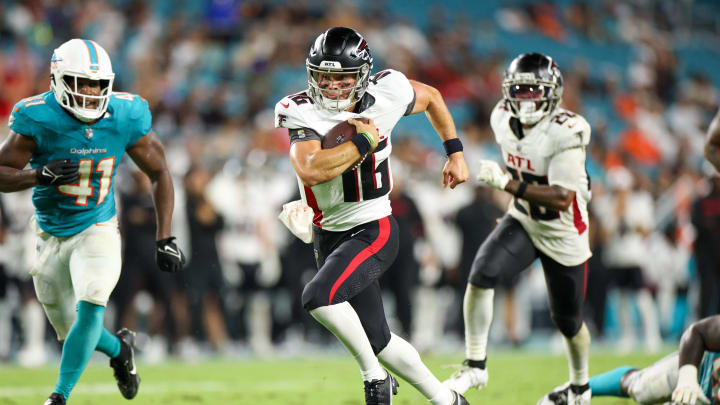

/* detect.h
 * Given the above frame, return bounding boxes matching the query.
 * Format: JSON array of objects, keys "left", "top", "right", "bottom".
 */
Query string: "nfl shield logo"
[{"left": 85, "top": 128, "right": 93, "bottom": 139}]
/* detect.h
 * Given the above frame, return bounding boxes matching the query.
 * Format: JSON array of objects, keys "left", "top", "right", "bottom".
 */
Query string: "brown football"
[{"left": 321, "top": 118, "right": 370, "bottom": 149}]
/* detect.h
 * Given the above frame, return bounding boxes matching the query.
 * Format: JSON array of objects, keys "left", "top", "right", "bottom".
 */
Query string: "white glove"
[
  {"left": 477, "top": 160, "right": 512, "bottom": 190},
  {"left": 278, "top": 200, "right": 314, "bottom": 244},
  {"left": 672, "top": 365, "right": 711, "bottom": 405}
]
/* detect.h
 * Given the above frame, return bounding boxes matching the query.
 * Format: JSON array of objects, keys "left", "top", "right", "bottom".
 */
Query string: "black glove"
[
  {"left": 156, "top": 236, "right": 186, "bottom": 273},
  {"left": 36, "top": 159, "right": 79, "bottom": 186}
]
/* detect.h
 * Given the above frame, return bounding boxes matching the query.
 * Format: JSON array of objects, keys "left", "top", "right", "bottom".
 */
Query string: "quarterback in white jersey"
[
  {"left": 444, "top": 53, "right": 593, "bottom": 405},
  {"left": 275, "top": 66, "right": 413, "bottom": 231},
  {"left": 274, "top": 27, "right": 469, "bottom": 405}
]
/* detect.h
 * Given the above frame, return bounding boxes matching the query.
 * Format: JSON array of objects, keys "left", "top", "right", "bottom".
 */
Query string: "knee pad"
[
  {"left": 468, "top": 252, "right": 503, "bottom": 288},
  {"left": 552, "top": 313, "right": 582, "bottom": 337},
  {"left": 367, "top": 325, "right": 391, "bottom": 355},
  {"left": 301, "top": 280, "right": 324, "bottom": 311}
]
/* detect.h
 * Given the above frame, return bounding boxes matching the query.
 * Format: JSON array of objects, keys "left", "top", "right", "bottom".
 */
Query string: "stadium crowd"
[{"left": 0, "top": 0, "right": 719, "bottom": 364}]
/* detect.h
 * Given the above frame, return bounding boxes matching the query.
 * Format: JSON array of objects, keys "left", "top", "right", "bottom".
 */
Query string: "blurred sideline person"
[
  {"left": 538, "top": 315, "right": 720, "bottom": 405},
  {"left": 274, "top": 27, "right": 470, "bottom": 405},
  {"left": 183, "top": 164, "right": 229, "bottom": 353},
  {"left": 0, "top": 39, "right": 185, "bottom": 405},
  {"left": 595, "top": 167, "right": 661, "bottom": 352},
  {"left": 384, "top": 173, "right": 424, "bottom": 337},
  {"left": 114, "top": 169, "right": 181, "bottom": 361},
  {"left": 444, "top": 53, "right": 593, "bottom": 405}
]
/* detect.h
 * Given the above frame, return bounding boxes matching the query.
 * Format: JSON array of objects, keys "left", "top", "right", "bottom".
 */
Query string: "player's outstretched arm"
[
  {"left": 126, "top": 132, "right": 174, "bottom": 240},
  {"left": 705, "top": 108, "right": 720, "bottom": 172},
  {"left": 408, "top": 80, "right": 468, "bottom": 189},
  {"left": 672, "top": 316, "right": 720, "bottom": 405},
  {"left": 127, "top": 132, "right": 185, "bottom": 272},
  {"left": 290, "top": 118, "right": 378, "bottom": 186}
]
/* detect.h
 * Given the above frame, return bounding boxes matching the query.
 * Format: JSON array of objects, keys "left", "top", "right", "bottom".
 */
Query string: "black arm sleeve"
[
  {"left": 403, "top": 90, "right": 417, "bottom": 116},
  {"left": 289, "top": 127, "right": 322, "bottom": 145}
]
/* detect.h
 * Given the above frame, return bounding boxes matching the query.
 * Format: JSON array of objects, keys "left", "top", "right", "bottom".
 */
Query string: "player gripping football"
[
  {"left": 274, "top": 27, "right": 469, "bottom": 405},
  {"left": 0, "top": 39, "right": 185, "bottom": 405},
  {"left": 443, "top": 53, "right": 593, "bottom": 405}
]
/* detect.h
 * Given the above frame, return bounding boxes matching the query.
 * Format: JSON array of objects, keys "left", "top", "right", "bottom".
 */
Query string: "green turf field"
[{"left": 0, "top": 351, "right": 668, "bottom": 404}]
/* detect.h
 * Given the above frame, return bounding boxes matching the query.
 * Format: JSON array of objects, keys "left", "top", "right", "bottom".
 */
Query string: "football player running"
[
  {"left": 0, "top": 39, "right": 185, "bottom": 405},
  {"left": 706, "top": 107, "right": 720, "bottom": 172},
  {"left": 274, "top": 27, "right": 469, "bottom": 405},
  {"left": 537, "top": 315, "right": 720, "bottom": 405},
  {"left": 443, "top": 53, "right": 593, "bottom": 405}
]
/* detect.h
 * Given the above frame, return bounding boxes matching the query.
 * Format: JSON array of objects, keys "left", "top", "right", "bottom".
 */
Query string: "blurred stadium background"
[{"left": 1, "top": 0, "right": 720, "bottom": 404}]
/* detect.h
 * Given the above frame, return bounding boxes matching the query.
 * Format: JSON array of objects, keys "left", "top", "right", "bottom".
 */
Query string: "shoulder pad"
[
  {"left": 548, "top": 109, "right": 591, "bottom": 152},
  {"left": 8, "top": 93, "right": 51, "bottom": 137},
  {"left": 490, "top": 100, "right": 511, "bottom": 131},
  {"left": 112, "top": 92, "right": 152, "bottom": 144},
  {"left": 367, "top": 69, "right": 414, "bottom": 106},
  {"left": 274, "top": 91, "right": 314, "bottom": 129}
]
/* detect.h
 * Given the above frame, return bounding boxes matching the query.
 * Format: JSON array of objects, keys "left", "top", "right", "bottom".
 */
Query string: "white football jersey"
[
  {"left": 490, "top": 100, "right": 592, "bottom": 266},
  {"left": 274, "top": 69, "right": 415, "bottom": 231}
]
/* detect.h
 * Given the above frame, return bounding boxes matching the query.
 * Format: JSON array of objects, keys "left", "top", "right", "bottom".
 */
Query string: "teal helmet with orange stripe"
[{"left": 50, "top": 39, "right": 115, "bottom": 122}]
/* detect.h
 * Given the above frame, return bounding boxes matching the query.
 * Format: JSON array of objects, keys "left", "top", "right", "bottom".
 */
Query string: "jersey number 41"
[{"left": 58, "top": 158, "right": 115, "bottom": 206}]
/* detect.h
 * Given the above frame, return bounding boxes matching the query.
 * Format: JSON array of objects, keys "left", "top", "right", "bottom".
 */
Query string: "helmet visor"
[
  {"left": 307, "top": 62, "right": 368, "bottom": 111},
  {"left": 507, "top": 84, "right": 548, "bottom": 100}
]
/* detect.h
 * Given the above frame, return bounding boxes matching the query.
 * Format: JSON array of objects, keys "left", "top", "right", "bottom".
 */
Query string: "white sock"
[
  {"left": 563, "top": 323, "right": 590, "bottom": 386},
  {"left": 464, "top": 285, "right": 494, "bottom": 361},
  {"left": 309, "top": 302, "right": 386, "bottom": 382},
  {"left": 378, "top": 333, "right": 454, "bottom": 405}
]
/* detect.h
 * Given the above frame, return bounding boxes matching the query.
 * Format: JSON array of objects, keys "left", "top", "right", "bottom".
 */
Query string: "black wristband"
[
  {"left": 514, "top": 181, "right": 528, "bottom": 199},
  {"left": 351, "top": 133, "right": 372, "bottom": 156},
  {"left": 443, "top": 138, "right": 463, "bottom": 156}
]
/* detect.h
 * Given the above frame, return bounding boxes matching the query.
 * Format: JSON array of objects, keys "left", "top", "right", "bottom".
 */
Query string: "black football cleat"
[
  {"left": 43, "top": 393, "right": 65, "bottom": 405},
  {"left": 364, "top": 370, "right": 399, "bottom": 405},
  {"left": 452, "top": 390, "right": 470, "bottom": 405},
  {"left": 109, "top": 328, "right": 140, "bottom": 399}
]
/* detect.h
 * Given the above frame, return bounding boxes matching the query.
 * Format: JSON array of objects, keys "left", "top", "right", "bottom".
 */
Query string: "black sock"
[{"left": 464, "top": 358, "right": 486, "bottom": 369}]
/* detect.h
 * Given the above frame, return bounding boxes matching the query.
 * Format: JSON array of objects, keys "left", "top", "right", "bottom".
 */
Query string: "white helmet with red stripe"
[{"left": 50, "top": 39, "right": 115, "bottom": 122}]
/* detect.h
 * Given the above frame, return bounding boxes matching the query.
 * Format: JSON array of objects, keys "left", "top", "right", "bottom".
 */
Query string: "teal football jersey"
[
  {"left": 8, "top": 90, "right": 151, "bottom": 236},
  {"left": 698, "top": 351, "right": 720, "bottom": 404}
]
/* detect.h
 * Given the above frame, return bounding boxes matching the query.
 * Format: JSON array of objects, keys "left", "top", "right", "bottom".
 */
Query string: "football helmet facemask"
[
  {"left": 306, "top": 27, "right": 373, "bottom": 112},
  {"left": 502, "top": 52, "right": 563, "bottom": 125},
  {"left": 50, "top": 39, "right": 115, "bottom": 122}
]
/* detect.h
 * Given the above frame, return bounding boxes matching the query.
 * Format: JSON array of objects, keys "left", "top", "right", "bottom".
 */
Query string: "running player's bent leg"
[
  {"left": 541, "top": 255, "right": 590, "bottom": 389},
  {"left": 54, "top": 301, "right": 106, "bottom": 399},
  {"left": 445, "top": 216, "right": 537, "bottom": 395},
  {"left": 303, "top": 216, "right": 398, "bottom": 384},
  {"left": 349, "top": 265, "right": 455, "bottom": 405},
  {"left": 465, "top": 216, "right": 537, "bottom": 362},
  {"left": 52, "top": 220, "right": 123, "bottom": 400}
]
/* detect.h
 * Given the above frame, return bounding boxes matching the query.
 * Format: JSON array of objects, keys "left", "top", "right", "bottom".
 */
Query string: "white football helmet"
[{"left": 50, "top": 39, "right": 115, "bottom": 122}]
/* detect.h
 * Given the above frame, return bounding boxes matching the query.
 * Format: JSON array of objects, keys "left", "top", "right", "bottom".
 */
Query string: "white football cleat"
[
  {"left": 536, "top": 382, "right": 569, "bottom": 405},
  {"left": 567, "top": 385, "right": 591, "bottom": 405},
  {"left": 443, "top": 364, "right": 488, "bottom": 395},
  {"left": 537, "top": 383, "right": 590, "bottom": 405}
]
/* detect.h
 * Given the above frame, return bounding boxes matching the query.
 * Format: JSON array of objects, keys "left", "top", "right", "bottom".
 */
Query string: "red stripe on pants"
[{"left": 328, "top": 217, "right": 391, "bottom": 305}]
